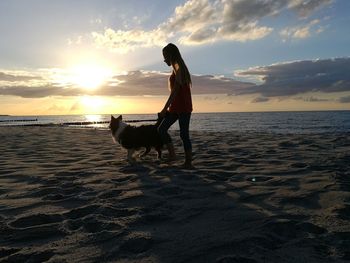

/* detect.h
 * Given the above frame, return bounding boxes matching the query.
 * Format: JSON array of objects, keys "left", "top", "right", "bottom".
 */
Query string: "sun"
[{"left": 68, "top": 63, "right": 113, "bottom": 90}]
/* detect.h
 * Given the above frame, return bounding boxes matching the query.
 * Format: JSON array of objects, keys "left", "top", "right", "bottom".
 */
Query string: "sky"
[{"left": 1, "top": 0, "right": 350, "bottom": 115}]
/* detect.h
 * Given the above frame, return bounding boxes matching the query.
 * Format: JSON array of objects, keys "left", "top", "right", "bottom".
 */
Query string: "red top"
[{"left": 168, "top": 72, "right": 193, "bottom": 113}]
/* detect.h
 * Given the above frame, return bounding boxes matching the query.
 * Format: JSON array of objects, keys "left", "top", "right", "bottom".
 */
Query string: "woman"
[{"left": 158, "top": 43, "right": 193, "bottom": 169}]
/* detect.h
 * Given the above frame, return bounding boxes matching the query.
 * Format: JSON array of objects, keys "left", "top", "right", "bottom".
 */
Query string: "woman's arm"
[{"left": 161, "top": 80, "right": 181, "bottom": 115}]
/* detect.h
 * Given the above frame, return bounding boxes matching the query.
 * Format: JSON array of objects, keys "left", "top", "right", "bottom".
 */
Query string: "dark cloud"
[
  {"left": 236, "top": 57, "right": 350, "bottom": 97},
  {"left": 290, "top": 0, "right": 333, "bottom": 18},
  {"left": 0, "top": 85, "right": 63, "bottom": 98},
  {"left": 338, "top": 96, "right": 350, "bottom": 103},
  {"left": 100, "top": 71, "right": 255, "bottom": 96},
  {"left": 294, "top": 96, "right": 331, "bottom": 102},
  {"left": 191, "top": 74, "right": 254, "bottom": 94},
  {"left": 2, "top": 57, "right": 348, "bottom": 100},
  {"left": 0, "top": 71, "right": 255, "bottom": 98},
  {"left": 0, "top": 84, "right": 92, "bottom": 98},
  {"left": 251, "top": 96, "right": 269, "bottom": 103},
  {"left": 0, "top": 72, "right": 42, "bottom": 82}
]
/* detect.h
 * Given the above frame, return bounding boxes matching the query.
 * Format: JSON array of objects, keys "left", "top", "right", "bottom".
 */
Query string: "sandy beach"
[{"left": 0, "top": 126, "right": 349, "bottom": 262}]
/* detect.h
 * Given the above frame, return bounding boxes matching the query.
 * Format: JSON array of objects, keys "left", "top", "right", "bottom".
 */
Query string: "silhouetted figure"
[{"left": 158, "top": 43, "right": 194, "bottom": 169}]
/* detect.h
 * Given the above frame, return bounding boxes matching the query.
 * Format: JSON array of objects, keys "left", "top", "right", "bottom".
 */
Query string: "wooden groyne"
[
  {"left": 0, "top": 119, "right": 38, "bottom": 123},
  {"left": 1, "top": 119, "right": 158, "bottom": 127}
]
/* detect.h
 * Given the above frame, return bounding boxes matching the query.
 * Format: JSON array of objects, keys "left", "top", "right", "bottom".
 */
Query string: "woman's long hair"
[{"left": 163, "top": 43, "right": 192, "bottom": 86}]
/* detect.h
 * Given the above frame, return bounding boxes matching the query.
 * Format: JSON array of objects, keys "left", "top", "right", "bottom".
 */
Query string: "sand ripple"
[{"left": 0, "top": 127, "right": 349, "bottom": 262}]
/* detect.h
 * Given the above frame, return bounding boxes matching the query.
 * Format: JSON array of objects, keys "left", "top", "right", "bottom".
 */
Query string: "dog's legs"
[
  {"left": 140, "top": 147, "right": 151, "bottom": 158},
  {"left": 127, "top": 149, "right": 136, "bottom": 163},
  {"left": 156, "top": 146, "right": 162, "bottom": 159}
]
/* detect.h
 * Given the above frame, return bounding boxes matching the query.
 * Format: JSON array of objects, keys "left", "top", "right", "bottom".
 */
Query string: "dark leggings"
[{"left": 158, "top": 112, "right": 192, "bottom": 151}]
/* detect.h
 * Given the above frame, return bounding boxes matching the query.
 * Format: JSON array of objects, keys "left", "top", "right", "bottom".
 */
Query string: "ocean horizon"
[{"left": 1, "top": 110, "right": 349, "bottom": 134}]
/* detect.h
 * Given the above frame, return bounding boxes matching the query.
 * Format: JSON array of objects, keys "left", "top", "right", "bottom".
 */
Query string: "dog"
[{"left": 109, "top": 114, "right": 164, "bottom": 163}]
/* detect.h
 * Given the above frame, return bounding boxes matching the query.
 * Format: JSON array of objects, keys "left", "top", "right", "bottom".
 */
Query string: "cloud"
[
  {"left": 251, "top": 96, "right": 270, "bottom": 103},
  {"left": 2, "top": 57, "right": 348, "bottom": 100},
  {"left": 191, "top": 74, "right": 254, "bottom": 94},
  {"left": 95, "top": 71, "right": 255, "bottom": 96},
  {"left": 294, "top": 96, "right": 331, "bottom": 102},
  {"left": 0, "top": 71, "right": 42, "bottom": 82},
  {"left": 235, "top": 57, "right": 350, "bottom": 97},
  {"left": 92, "top": 28, "right": 167, "bottom": 54},
  {"left": 67, "top": 36, "right": 83, "bottom": 46},
  {"left": 338, "top": 96, "right": 350, "bottom": 103},
  {"left": 70, "top": 101, "right": 81, "bottom": 111},
  {"left": 288, "top": 0, "right": 333, "bottom": 18},
  {"left": 0, "top": 69, "right": 255, "bottom": 98},
  {"left": 164, "top": 0, "right": 273, "bottom": 44},
  {"left": 280, "top": 19, "right": 325, "bottom": 41},
  {"left": 0, "top": 85, "right": 82, "bottom": 98},
  {"left": 92, "top": 0, "right": 333, "bottom": 52},
  {"left": 47, "top": 104, "right": 66, "bottom": 112}
]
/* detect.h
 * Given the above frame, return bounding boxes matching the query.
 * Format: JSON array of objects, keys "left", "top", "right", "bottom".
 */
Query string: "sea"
[{"left": 0, "top": 111, "right": 349, "bottom": 134}]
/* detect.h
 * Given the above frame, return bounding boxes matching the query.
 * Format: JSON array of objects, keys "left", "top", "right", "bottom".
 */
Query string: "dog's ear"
[
  {"left": 111, "top": 115, "right": 115, "bottom": 120},
  {"left": 117, "top": 115, "right": 122, "bottom": 121}
]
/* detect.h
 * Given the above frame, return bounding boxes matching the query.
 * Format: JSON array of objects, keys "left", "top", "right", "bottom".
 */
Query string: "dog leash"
[{"left": 124, "top": 119, "right": 158, "bottom": 123}]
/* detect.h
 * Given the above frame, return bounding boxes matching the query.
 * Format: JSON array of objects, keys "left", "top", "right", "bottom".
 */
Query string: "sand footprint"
[
  {"left": 0, "top": 247, "right": 21, "bottom": 259},
  {"left": 9, "top": 213, "right": 63, "bottom": 228},
  {"left": 155, "top": 186, "right": 183, "bottom": 196},
  {"left": 335, "top": 204, "right": 350, "bottom": 220},
  {"left": 64, "top": 204, "right": 100, "bottom": 220},
  {"left": 119, "top": 236, "right": 154, "bottom": 254},
  {"left": 262, "top": 219, "right": 326, "bottom": 244},
  {"left": 7, "top": 224, "right": 65, "bottom": 243},
  {"left": 4, "top": 250, "right": 54, "bottom": 263},
  {"left": 81, "top": 215, "right": 123, "bottom": 233},
  {"left": 216, "top": 255, "right": 258, "bottom": 263},
  {"left": 97, "top": 189, "right": 123, "bottom": 199}
]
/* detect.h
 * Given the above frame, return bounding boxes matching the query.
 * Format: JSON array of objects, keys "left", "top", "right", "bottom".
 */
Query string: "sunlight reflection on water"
[{"left": 1, "top": 111, "right": 350, "bottom": 134}]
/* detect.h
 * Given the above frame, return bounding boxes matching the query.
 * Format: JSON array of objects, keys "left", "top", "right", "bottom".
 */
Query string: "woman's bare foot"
[{"left": 180, "top": 161, "right": 195, "bottom": 169}]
